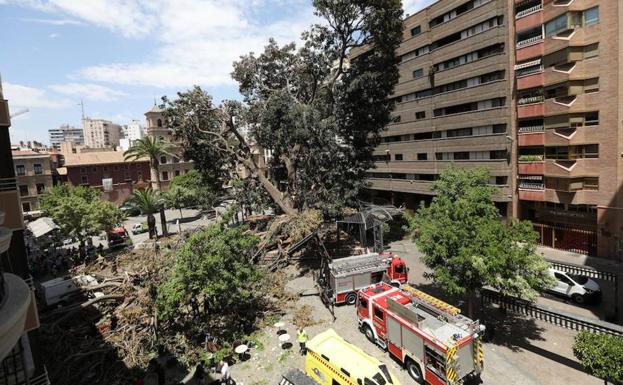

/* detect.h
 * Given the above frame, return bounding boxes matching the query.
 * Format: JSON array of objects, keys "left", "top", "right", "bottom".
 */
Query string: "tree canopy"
[
  {"left": 163, "top": 0, "right": 403, "bottom": 215},
  {"left": 573, "top": 331, "right": 623, "bottom": 384},
  {"left": 169, "top": 169, "right": 218, "bottom": 210},
  {"left": 405, "top": 166, "right": 553, "bottom": 315},
  {"left": 39, "top": 184, "right": 124, "bottom": 243}
]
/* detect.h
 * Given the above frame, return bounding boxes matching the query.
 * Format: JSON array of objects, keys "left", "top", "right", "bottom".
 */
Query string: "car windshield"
[
  {"left": 570, "top": 274, "right": 589, "bottom": 285},
  {"left": 372, "top": 373, "right": 387, "bottom": 385},
  {"left": 378, "top": 365, "right": 393, "bottom": 384}
]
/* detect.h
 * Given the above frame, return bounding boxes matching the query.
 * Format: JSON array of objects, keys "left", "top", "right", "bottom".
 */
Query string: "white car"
[{"left": 547, "top": 268, "right": 601, "bottom": 304}]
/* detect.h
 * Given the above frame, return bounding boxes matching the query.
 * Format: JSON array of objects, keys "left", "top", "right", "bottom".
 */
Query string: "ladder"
[{"left": 403, "top": 284, "right": 461, "bottom": 316}]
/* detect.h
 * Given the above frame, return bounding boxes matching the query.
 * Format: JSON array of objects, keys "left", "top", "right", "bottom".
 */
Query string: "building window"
[
  {"left": 584, "top": 112, "right": 599, "bottom": 126},
  {"left": 113, "top": 165, "right": 119, "bottom": 171},
  {"left": 80, "top": 167, "right": 87, "bottom": 173},
  {"left": 137, "top": 171, "right": 143, "bottom": 180},
  {"left": 124, "top": 164, "right": 130, "bottom": 170},
  {"left": 583, "top": 43, "right": 599, "bottom": 59},
  {"left": 162, "top": 171, "right": 169, "bottom": 181},
  {"left": 490, "top": 150, "right": 507, "bottom": 159},
  {"left": 415, "top": 111, "right": 426, "bottom": 120},
  {"left": 36, "top": 183, "right": 45, "bottom": 194},
  {"left": 584, "top": 7, "right": 599, "bottom": 26},
  {"left": 175, "top": 170, "right": 181, "bottom": 177},
  {"left": 417, "top": 153, "right": 427, "bottom": 161},
  {"left": 413, "top": 68, "right": 424, "bottom": 79},
  {"left": 454, "top": 152, "right": 470, "bottom": 160},
  {"left": 394, "top": 154, "right": 403, "bottom": 161},
  {"left": 19, "top": 185, "right": 29, "bottom": 196},
  {"left": 410, "top": 25, "right": 421, "bottom": 36},
  {"left": 91, "top": 167, "right": 97, "bottom": 172},
  {"left": 33, "top": 163, "right": 43, "bottom": 175},
  {"left": 15, "top": 165, "right": 25, "bottom": 176},
  {"left": 103, "top": 166, "right": 108, "bottom": 172},
  {"left": 81, "top": 175, "right": 89, "bottom": 184},
  {"left": 160, "top": 156, "right": 167, "bottom": 164},
  {"left": 157, "top": 118, "right": 163, "bottom": 127},
  {"left": 22, "top": 202, "right": 31, "bottom": 212},
  {"left": 545, "top": 14, "right": 569, "bottom": 36},
  {"left": 173, "top": 157, "right": 180, "bottom": 163}
]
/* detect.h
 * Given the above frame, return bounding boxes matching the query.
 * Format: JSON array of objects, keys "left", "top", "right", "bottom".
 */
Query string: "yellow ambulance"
[{"left": 296, "top": 328, "right": 402, "bottom": 385}]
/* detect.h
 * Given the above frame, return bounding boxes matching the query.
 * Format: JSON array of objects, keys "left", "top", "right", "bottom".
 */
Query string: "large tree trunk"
[
  {"left": 150, "top": 161, "right": 168, "bottom": 236},
  {"left": 254, "top": 169, "right": 296, "bottom": 216}
]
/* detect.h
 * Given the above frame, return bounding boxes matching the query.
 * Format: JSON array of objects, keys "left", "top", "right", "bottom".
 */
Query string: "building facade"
[
  {"left": 11, "top": 151, "right": 54, "bottom": 214},
  {"left": 514, "top": 0, "right": 622, "bottom": 259},
  {"left": 82, "top": 118, "right": 121, "bottom": 149},
  {"left": 48, "top": 124, "right": 84, "bottom": 149},
  {"left": 59, "top": 151, "right": 151, "bottom": 204},
  {"left": 144, "top": 105, "right": 193, "bottom": 189},
  {"left": 0, "top": 80, "right": 47, "bottom": 384},
  {"left": 366, "top": 0, "right": 516, "bottom": 217}
]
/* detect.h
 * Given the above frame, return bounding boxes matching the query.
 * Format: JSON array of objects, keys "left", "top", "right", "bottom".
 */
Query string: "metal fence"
[
  {"left": 481, "top": 289, "right": 623, "bottom": 336},
  {"left": 533, "top": 223, "right": 597, "bottom": 256}
]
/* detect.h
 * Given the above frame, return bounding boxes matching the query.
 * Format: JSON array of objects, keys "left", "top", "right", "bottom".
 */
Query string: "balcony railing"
[
  {"left": 516, "top": 3, "right": 542, "bottom": 19},
  {"left": 517, "top": 35, "right": 543, "bottom": 47},
  {"left": 516, "top": 65, "right": 543, "bottom": 77},
  {"left": 519, "top": 182, "right": 545, "bottom": 190},
  {"left": 518, "top": 125, "right": 545, "bottom": 133},
  {"left": 518, "top": 95, "right": 545, "bottom": 105}
]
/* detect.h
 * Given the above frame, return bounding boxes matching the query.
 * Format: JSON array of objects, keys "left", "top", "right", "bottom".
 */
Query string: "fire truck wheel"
[
  {"left": 345, "top": 293, "right": 357, "bottom": 305},
  {"left": 406, "top": 359, "right": 424, "bottom": 384},
  {"left": 363, "top": 325, "right": 375, "bottom": 343}
]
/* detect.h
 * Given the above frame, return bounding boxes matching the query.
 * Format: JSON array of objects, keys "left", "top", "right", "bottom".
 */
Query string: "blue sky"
[{"left": 1, "top": 0, "right": 435, "bottom": 145}]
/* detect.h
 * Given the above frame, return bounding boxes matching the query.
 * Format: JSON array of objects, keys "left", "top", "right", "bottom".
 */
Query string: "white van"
[
  {"left": 39, "top": 274, "right": 98, "bottom": 307},
  {"left": 547, "top": 268, "right": 601, "bottom": 304}
]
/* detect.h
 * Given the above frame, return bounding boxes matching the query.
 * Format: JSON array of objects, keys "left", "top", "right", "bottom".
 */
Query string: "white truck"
[{"left": 39, "top": 274, "right": 98, "bottom": 307}]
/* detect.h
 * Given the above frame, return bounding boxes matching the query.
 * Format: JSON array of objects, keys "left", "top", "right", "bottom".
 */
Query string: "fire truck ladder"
[{"left": 331, "top": 254, "right": 388, "bottom": 276}]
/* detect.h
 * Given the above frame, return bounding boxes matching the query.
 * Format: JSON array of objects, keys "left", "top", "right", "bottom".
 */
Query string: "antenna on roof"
[{"left": 78, "top": 99, "right": 85, "bottom": 120}]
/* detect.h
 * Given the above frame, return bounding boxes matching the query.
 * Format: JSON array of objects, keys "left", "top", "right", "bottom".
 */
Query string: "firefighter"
[{"left": 297, "top": 327, "right": 308, "bottom": 355}]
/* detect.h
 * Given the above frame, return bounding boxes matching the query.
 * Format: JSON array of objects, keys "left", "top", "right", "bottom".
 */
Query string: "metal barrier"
[
  {"left": 481, "top": 288, "right": 623, "bottom": 336},
  {"left": 547, "top": 259, "right": 617, "bottom": 282}
]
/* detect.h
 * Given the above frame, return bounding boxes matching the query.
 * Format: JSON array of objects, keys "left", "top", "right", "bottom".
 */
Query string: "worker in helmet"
[{"left": 297, "top": 327, "right": 308, "bottom": 355}]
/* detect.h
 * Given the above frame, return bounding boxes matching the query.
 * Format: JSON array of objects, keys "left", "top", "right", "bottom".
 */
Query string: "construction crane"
[{"left": 10, "top": 108, "right": 29, "bottom": 118}]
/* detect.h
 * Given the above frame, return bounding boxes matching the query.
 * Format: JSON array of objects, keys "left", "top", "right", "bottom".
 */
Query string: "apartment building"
[
  {"left": 58, "top": 151, "right": 151, "bottom": 204},
  {"left": 0, "top": 80, "right": 47, "bottom": 384},
  {"left": 82, "top": 118, "right": 122, "bottom": 149},
  {"left": 144, "top": 105, "right": 193, "bottom": 189},
  {"left": 366, "top": 0, "right": 516, "bottom": 217},
  {"left": 11, "top": 150, "right": 54, "bottom": 214},
  {"left": 514, "top": 0, "right": 623, "bottom": 259},
  {"left": 48, "top": 124, "right": 84, "bottom": 149}
]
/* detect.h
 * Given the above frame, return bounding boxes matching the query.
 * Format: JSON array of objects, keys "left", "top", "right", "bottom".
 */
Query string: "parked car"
[
  {"left": 546, "top": 268, "right": 601, "bottom": 304},
  {"left": 131, "top": 223, "right": 148, "bottom": 235}
]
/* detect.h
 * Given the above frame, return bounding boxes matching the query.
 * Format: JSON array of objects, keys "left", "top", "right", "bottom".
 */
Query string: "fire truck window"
[
  {"left": 374, "top": 307, "right": 384, "bottom": 320},
  {"left": 359, "top": 298, "right": 368, "bottom": 308},
  {"left": 333, "top": 380, "right": 347, "bottom": 385},
  {"left": 425, "top": 346, "right": 447, "bottom": 380},
  {"left": 371, "top": 272, "right": 383, "bottom": 283},
  {"left": 394, "top": 264, "right": 405, "bottom": 274}
]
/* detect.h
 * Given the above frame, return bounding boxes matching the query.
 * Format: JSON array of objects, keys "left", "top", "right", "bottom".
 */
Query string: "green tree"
[
  {"left": 123, "top": 189, "right": 163, "bottom": 239},
  {"left": 163, "top": 0, "right": 403, "bottom": 216},
  {"left": 156, "top": 217, "right": 261, "bottom": 322},
  {"left": 124, "top": 136, "right": 175, "bottom": 235},
  {"left": 39, "top": 184, "right": 124, "bottom": 244},
  {"left": 169, "top": 169, "right": 218, "bottom": 211},
  {"left": 573, "top": 331, "right": 623, "bottom": 384},
  {"left": 405, "top": 166, "right": 553, "bottom": 316}
]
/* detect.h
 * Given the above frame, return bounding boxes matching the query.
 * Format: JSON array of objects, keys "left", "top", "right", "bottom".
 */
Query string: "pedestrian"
[
  {"left": 202, "top": 293, "right": 210, "bottom": 315},
  {"left": 297, "top": 327, "right": 308, "bottom": 355},
  {"left": 218, "top": 360, "right": 232, "bottom": 385}
]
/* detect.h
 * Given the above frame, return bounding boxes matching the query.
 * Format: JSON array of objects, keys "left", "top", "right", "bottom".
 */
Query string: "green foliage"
[
  {"left": 169, "top": 169, "right": 218, "bottom": 210},
  {"left": 573, "top": 331, "right": 623, "bottom": 383},
  {"left": 406, "top": 166, "right": 553, "bottom": 302},
  {"left": 518, "top": 155, "right": 544, "bottom": 162},
  {"left": 164, "top": 1, "right": 403, "bottom": 214},
  {"left": 156, "top": 220, "right": 262, "bottom": 322},
  {"left": 123, "top": 189, "right": 163, "bottom": 215},
  {"left": 39, "top": 184, "right": 124, "bottom": 243},
  {"left": 124, "top": 136, "right": 175, "bottom": 166}
]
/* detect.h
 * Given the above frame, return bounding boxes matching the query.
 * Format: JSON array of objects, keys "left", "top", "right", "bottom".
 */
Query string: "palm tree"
[
  {"left": 124, "top": 136, "right": 175, "bottom": 235},
  {"left": 123, "top": 189, "right": 163, "bottom": 239}
]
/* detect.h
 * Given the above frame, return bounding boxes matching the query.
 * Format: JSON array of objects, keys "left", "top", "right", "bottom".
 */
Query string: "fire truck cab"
[
  {"left": 319, "top": 252, "right": 408, "bottom": 305},
  {"left": 357, "top": 283, "right": 485, "bottom": 385}
]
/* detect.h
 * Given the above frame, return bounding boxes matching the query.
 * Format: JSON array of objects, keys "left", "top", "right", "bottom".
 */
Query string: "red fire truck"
[
  {"left": 357, "top": 283, "right": 485, "bottom": 385},
  {"left": 318, "top": 252, "right": 408, "bottom": 305},
  {"left": 107, "top": 226, "right": 131, "bottom": 249}
]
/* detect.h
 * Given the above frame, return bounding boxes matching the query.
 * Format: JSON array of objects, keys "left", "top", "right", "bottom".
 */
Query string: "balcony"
[
  {"left": 517, "top": 72, "right": 544, "bottom": 90},
  {"left": 518, "top": 187, "right": 546, "bottom": 201},
  {"left": 518, "top": 132, "right": 545, "bottom": 146},
  {"left": 516, "top": 6, "right": 543, "bottom": 32},
  {"left": 518, "top": 161, "right": 545, "bottom": 175},
  {"left": 517, "top": 41, "right": 544, "bottom": 62},
  {"left": 518, "top": 101, "right": 544, "bottom": 118},
  {"left": 0, "top": 273, "right": 33, "bottom": 361}
]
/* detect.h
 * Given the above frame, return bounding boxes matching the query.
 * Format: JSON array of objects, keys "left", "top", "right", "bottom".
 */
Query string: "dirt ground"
[{"left": 223, "top": 239, "right": 601, "bottom": 385}]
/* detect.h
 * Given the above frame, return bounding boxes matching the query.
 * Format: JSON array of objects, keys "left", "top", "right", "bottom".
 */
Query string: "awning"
[
  {"left": 515, "top": 58, "right": 542, "bottom": 70},
  {"left": 27, "top": 217, "right": 59, "bottom": 238}
]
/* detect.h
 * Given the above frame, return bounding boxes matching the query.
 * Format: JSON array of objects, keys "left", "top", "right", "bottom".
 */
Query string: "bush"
[{"left": 573, "top": 331, "right": 623, "bottom": 384}]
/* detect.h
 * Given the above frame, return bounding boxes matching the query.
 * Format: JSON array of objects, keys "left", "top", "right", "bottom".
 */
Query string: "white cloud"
[
  {"left": 403, "top": 0, "right": 439, "bottom": 14},
  {"left": 48, "top": 82, "right": 126, "bottom": 101},
  {"left": 3, "top": 82, "right": 73, "bottom": 109},
  {"left": 20, "top": 17, "right": 82, "bottom": 25},
  {"left": 48, "top": 32, "right": 59, "bottom": 38}
]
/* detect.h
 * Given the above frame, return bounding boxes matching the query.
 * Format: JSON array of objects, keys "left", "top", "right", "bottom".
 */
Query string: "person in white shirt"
[{"left": 219, "top": 360, "right": 230, "bottom": 385}]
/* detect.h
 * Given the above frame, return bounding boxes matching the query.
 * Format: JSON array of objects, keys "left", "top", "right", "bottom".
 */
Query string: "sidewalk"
[{"left": 537, "top": 246, "right": 623, "bottom": 273}]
